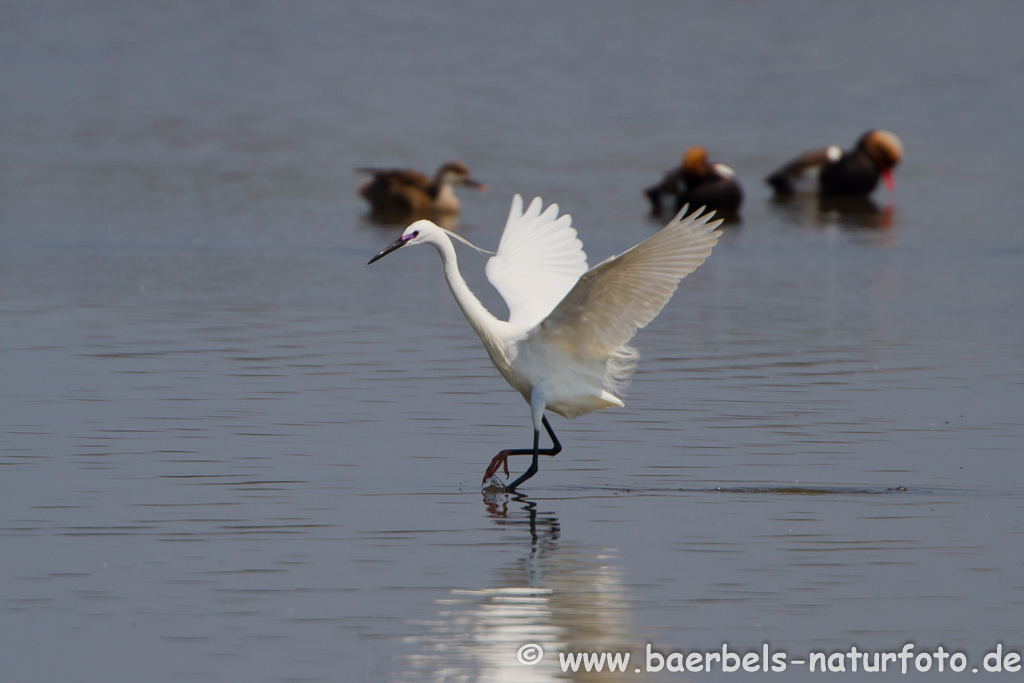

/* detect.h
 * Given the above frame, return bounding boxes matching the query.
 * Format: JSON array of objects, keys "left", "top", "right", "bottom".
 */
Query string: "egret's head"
[{"left": 367, "top": 220, "right": 436, "bottom": 264}]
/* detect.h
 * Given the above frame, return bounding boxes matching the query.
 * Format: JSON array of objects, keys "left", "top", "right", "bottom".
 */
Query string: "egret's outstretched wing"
[
  {"left": 535, "top": 205, "right": 722, "bottom": 359},
  {"left": 485, "top": 195, "right": 589, "bottom": 329}
]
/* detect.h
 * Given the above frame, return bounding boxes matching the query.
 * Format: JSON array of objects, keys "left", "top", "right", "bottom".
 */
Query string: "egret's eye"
[{"left": 411, "top": 230, "right": 420, "bottom": 238}]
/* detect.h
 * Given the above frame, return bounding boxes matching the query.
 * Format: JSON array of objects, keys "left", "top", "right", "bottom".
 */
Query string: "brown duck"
[
  {"left": 766, "top": 130, "right": 904, "bottom": 197},
  {"left": 645, "top": 147, "right": 743, "bottom": 218},
  {"left": 357, "top": 161, "right": 486, "bottom": 216}
]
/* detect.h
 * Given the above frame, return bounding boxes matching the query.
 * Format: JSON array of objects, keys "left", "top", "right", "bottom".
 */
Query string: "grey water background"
[{"left": 1, "top": 2, "right": 1022, "bottom": 681}]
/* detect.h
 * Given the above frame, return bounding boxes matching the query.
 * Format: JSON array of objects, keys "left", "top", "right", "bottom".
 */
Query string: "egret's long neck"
[{"left": 431, "top": 234, "right": 502, "bottom": 343}]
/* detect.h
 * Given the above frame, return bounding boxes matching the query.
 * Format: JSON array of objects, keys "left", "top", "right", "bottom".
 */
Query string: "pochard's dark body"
[{"left": 766, "top": 130, "right": 904, "bottom": 197}]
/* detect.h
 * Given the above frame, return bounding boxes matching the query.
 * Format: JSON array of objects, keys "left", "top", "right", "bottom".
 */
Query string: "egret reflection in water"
[{"left": 401, "top": 496, "right": 645, "bottom": 681}]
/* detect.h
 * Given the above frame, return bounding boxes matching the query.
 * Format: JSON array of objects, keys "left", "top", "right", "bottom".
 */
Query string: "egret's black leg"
[
  {"left": 482, "top": 416, "right": 561, "bottom": 487},
  {"left": 506, "top": 432, "right": 540, "bottom": 493},
  {"left": 506, "top": 417, "right": 561, "bottom": 493},
  {"left": 537, "top": 415, "right": 561, "bottom": 455}
]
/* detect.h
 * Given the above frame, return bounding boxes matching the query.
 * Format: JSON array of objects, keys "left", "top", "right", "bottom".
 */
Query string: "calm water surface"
[{"left": 1, "top": 2, "right": 1022, "bottom": 681}]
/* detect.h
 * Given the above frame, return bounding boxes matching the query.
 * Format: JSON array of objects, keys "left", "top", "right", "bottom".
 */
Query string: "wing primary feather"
[{"left": 536, "top": 205, "right": 722, "bottom": 361}]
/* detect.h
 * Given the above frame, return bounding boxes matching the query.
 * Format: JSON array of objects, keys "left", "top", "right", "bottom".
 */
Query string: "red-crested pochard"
[
  {"left": 645, "top": 147, "right": 743, "bottom": 218},
  {"left": 766, "top": 130, "right": 904, "bottom": 197}
]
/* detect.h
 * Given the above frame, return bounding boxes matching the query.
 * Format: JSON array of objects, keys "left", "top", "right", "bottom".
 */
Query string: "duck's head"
[
  {"left": 681, "top": 146, "right": 710, "bottom": 175},
  {"left": 859, "top": 130, "right": 904, "bottom": 190},
  {"left": 436, "top": 161, "right": 487, "bottom": 190}
]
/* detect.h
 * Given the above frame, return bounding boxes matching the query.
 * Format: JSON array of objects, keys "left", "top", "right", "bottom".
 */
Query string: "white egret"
[{"left": 368, "top": 195, "right": 722, "bottom": 491}]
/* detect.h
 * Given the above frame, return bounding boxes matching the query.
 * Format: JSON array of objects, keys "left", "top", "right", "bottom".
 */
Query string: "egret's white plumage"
[
  {"left": 485, "top": 194, "right": 589, "bottom": 330},
  {"left": 368, "top": 194, "right": 722, "bottom": 490}
]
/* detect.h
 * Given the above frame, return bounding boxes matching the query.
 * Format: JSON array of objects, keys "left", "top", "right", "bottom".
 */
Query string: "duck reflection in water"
[
  {"left": 403, "top": 495, "right": 644, "bottom": 681},
  {"left": 770, "top": 192, "right": 898, "bottom": 233}
]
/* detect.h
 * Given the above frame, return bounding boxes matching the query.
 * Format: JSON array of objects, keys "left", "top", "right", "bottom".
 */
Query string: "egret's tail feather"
[{"left": 604, "top": 343, "right": 639, "bottom": 397}]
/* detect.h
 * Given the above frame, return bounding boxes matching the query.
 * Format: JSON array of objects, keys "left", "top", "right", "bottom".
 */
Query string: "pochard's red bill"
[{"left": 882, "top": 168, "right": 896, "bottom": 191}]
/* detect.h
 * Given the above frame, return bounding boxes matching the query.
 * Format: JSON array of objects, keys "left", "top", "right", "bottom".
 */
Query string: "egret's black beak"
[{"left": 368, "top": 235, "right": 408, "bottom": 265}]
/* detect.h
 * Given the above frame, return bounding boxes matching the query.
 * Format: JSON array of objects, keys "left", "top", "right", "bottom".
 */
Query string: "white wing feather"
[
  {"left": 485, "top": 195, "right": 589, "bottom": 329},
  {"left": 534, "top": 205, "right": 722, "bottom": 360}
]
